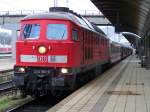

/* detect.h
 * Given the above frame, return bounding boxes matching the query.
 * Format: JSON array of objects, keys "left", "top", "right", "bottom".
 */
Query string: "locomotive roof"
[
  {"left": 23, "top": 12, "right": 90, "bottom": 29},
  {"left": 23, "top": 12, "right": 108, "bottom": 39},
  {"left": 23, "top": 12, "right": 74, "bottom": 22}
]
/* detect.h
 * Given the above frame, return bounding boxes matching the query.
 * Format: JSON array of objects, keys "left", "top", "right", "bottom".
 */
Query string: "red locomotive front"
[
  {"left": 14, "top": 14, "right": 82, "bottom": 96},
  {"left": 16, "top": 20, "right": 79, "bottom": 67}
]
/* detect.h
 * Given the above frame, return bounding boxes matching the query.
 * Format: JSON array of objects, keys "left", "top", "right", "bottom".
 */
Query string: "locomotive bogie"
[{"left": 14, "top": 66, "right": 78, "bottom": 96}]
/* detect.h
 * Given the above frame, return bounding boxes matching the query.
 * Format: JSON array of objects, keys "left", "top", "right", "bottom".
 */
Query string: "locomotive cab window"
[
  {"left": 47, "top": 24, "right": 67, "bottom": 40},
  {"left": 22, "top": 24, "right": 40, "bottom": 39},
  {"left": 72, "top": 29, "right": 78, "bottom": 41}
]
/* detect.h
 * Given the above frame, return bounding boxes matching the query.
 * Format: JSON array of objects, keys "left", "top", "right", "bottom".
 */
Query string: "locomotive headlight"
[
  {"left": 19, "top": 67, "right": 25, "bottom": 73},
  {"left": 61, "top": 68, "right": 69, "bottom": 74},
  {"left": 15, "top": 67, "right": 26, "bottom": 73},
  {"left": 38, "top": 46, "right": 47, "bottom": 54}
]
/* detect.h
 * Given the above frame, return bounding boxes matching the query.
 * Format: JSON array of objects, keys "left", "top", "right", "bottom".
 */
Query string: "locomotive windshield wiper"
[
  {"left": 23, "top": 25, "right": 32, "bottom": 39},
  {"left": 23, "top": 25, "right": 28, "bottom": 39},
  {"left": 61, "top": 30, "right": 66, "bottom": 40}
]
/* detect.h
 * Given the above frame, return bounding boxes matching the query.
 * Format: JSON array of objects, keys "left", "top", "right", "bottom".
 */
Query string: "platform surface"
[
  {"left": 48, "top": 55, "right": 150, "bottom": 112},
  {"left": 0, "top": 58, "right": 15, "bottom": 71}
]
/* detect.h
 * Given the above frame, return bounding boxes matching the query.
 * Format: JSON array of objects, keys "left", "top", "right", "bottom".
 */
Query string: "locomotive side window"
[
  {"left": 22, "top": 24, "right": 40, "bottom": 39},
  {"left": 72, "top": 29, "right": 78, "bottom": 41},
  {"left": 47, "top": 24, "right": 67, "bottom": 40}
]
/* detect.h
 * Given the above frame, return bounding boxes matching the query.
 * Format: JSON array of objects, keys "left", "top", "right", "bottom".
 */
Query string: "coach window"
[
  {"left": 22, "top": 24, "right": 40, "bottom": 39},
  {"left": 47, "top": 24, "right": 67, "bottom": 40},
  {"left": 72, "top": 29, "right": 78, "bottom": 41}
]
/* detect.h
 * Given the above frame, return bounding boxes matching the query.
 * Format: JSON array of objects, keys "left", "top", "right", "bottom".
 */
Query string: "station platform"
[
  {"left": 48, "top": 55, "right": 150, "bottom": 112},
  {"left": 0, "top": 58, "right": 15, "bottom": 71}
]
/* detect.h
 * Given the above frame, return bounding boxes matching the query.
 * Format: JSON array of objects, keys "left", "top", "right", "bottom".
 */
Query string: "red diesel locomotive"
[{"left": 13, "top": 7, "right": 132, "bottom": 96}]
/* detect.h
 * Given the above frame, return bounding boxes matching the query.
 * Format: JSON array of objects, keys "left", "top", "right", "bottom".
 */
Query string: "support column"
[
  {"left": 146, "top": 36, "right": 150, "bottom": 68},
  {"left": 11, "top": 30, "right": 17, "bottom": 59}
]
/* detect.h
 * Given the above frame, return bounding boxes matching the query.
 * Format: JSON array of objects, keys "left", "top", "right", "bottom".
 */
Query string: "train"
[
  {"left": 0, "top": 45, "right": 12, "bottom": 54},
  {"left": 13, "top": 7, "right": 132, "bottom": 97}
]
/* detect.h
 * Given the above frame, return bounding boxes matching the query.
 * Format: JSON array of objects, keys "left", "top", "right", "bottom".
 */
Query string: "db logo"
[{"left": 37, "top": 56, "right": 48, "bottom": 62}]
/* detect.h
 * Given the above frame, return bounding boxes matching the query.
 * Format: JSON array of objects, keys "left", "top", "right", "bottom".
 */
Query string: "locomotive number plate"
[
  {"left": 33, "top": 69, "right": 51, "bottom": 74},
  {"left": 37, "top": 56, "right": 48, "bottom": 62}
]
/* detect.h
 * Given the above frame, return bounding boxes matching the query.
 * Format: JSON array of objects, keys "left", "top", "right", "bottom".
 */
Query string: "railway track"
[
  {"left": 7, "top": 94, "right": 69, "bottom": 112},
  {"left": 0, "top": 69, "right": 69, "bottom": 112},
  {"left": 0, "top": 69, "right": 15, "bottom": 95},
  {"left": 0, "top": 69, "right": 13, "bottom": 75},
  {"left": 0, "top": 81, "right": 15, "bottom": 94}
]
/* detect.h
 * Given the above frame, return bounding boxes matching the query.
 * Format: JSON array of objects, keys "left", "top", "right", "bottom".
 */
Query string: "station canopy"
[{"left": 91, "top": 0, "right": 150, "bottom": 44}]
